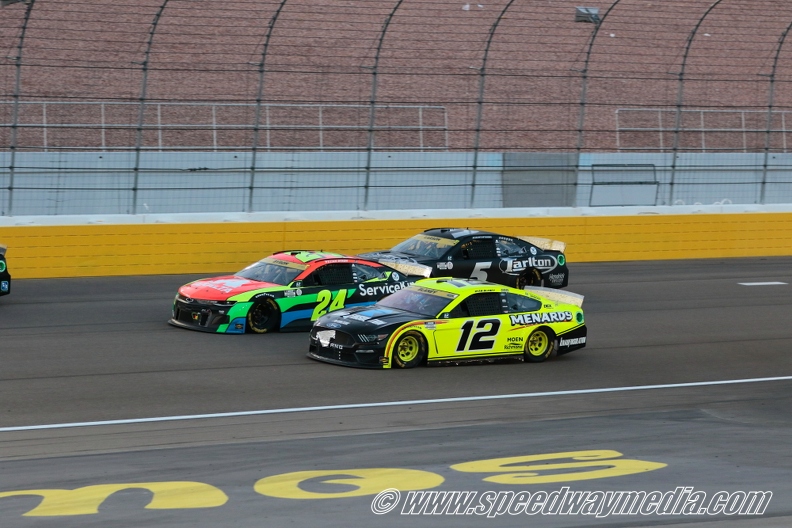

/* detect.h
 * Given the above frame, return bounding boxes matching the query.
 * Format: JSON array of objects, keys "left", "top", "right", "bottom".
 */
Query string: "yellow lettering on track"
[
  {"left": 0, "top": 482, "right": 228, "bottom": 516},
  {"left": 254, "top": 468, "right": 444, "bottom": 499},
  {"left": 450, "top": 450, "right": 667, "bottom": 485}
]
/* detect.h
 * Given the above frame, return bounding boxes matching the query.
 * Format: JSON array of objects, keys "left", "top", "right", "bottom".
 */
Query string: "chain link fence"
[{"left": 3, "top": 0, "right": 792, "bottom": 214}]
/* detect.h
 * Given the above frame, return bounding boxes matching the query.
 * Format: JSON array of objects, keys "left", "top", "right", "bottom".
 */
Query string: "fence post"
[
  {"left": 5, "top": 0, "right": 36, "bottom": 216},
  {"left": 250, "top": 0, "right": 289, "bottom": 213},
  {"left": 133, "top": 1, "right": 169, "bottom": 215},
  {"left": 670, "top": 0, "right": 724, "bottom": 205},
  {"left": 471, "top": 0, "right": 518, "bottom": 208},
  {"left": 761, "top": 21, "right": 792, "bottom": 205}
]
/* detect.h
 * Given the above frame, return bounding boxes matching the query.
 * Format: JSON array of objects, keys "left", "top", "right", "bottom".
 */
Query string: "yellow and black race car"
[
  {"left": 0, "top": 243, "right": 9, "bottom": 297},
  {"left": 308, "top": 278, "right": 586, "bottom": 369}
]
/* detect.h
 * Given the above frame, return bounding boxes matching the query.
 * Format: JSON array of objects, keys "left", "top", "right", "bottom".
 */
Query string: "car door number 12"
[
  {"left": 457, "top": 318, "right": 500, "bottom": 351},
  {"left": 311, "top": 289, "right": 347, "bottom": 321}
]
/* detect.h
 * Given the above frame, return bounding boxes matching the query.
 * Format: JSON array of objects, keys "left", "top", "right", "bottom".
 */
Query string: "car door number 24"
[
  {"left": 456, "top": 318, "right": 500, "bottom": 352},
  {"left": 311, "top": 289, "right": 347, "bottom": 321}
]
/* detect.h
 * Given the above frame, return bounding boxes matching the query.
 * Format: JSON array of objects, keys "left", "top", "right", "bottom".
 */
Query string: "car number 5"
[{"left": 470, "top": 262, "right": 491, "bottom": 281}]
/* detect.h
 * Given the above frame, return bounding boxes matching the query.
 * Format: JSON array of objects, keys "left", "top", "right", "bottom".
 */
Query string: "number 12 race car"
[
  {"left": 359, "top": 228, "right": 569, "bottom": 289},
  {"left": 308, "top": 278, "right": 586, "bottom": 368},
  {"left": 169, "top": 251, "right": 429, "bottom": 334}
]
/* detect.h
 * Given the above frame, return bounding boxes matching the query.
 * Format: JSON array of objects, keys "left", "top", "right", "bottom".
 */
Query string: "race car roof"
[
  {"left": 271, "top": 250, "right": 347, "bottom": 264},
  {"left": 422, "top": 228, "right": 492, "bottom": 239}
]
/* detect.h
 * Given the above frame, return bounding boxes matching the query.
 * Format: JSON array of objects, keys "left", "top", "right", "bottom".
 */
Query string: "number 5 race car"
[
  {"left": 359, "top": 228, "right": 569, "bottom": 289},
  {"left": 169, "top": 251, "right": 429, "bottom": 334},
  {"left": 308, "top": 278, "right": 586, "bottom": 368},
  {"left": 0, "top": 243, "right": 9, "bottom": 297}
]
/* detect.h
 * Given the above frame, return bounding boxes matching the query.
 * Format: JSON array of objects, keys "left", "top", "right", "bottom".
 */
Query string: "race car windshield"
[
  {"left": 376, "top": 288, "right": 455, "bottom": 317},
  {"left": 390, "top": 234, "right": 459, "bottom": 259},
  {"left": 236, "top": 259, "right": 305, "bottom": 285}
]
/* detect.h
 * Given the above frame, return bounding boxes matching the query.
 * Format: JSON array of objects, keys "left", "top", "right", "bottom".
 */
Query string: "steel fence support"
[
  {"left": 471, "top": 0, "right": 519, "bottom": 208},
  {"left": 363, "top": 0, "right": 404, "bottom": 210},
  {"left": 574, "top": 1, "right": 620, "bottom": 205},
  {"left": 670, "top": 0, "right": 724, "bottom": 205},
  {"left": 133, "top": 0, "right": 169, "bottom": 214},
  {"left": 5, "top": 0, "right": 35, "bottom": 216},
  {"left": 762, "top": 20, "right": 792, "bottom": 205},
  {"left": 575, "top": 1, "right": 617, "bottom": 168},
  {"left": 250, "top": 0, "right": 289, "bottom": 213}
]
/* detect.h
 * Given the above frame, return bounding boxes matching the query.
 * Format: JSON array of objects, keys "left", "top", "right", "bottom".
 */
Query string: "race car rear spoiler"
[
  {"left": 524, "top": 286, "right": 584, "bottom": 308},
  {"left": 516, "top": 236, "right": 566, "bottom": 253},
  {"left": 377, "top": 258, "right": 433, "bottom": 278}
]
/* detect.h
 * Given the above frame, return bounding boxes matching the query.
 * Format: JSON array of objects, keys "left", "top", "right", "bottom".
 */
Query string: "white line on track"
[
  {"left": 2, "top": 375, "right": 792, "bottom": 433},
  {"left": 738, "top": 282, "right": 787, "bottom": 286}
]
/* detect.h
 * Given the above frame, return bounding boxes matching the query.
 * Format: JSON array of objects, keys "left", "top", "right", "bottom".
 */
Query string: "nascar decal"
[
  {"left": 509, "top": 311, "right": 573, "bottom": 325},
  {"left": 499, "top": 256, "right": 561, "bottom": 275},
  {"left": 357, "top": 281, "right": 411, "bottom": 297}
]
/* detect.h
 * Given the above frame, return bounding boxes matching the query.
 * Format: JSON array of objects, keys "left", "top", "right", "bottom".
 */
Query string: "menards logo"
[{"left": 509, "top": 311, "right": 572, "bottom": 325}]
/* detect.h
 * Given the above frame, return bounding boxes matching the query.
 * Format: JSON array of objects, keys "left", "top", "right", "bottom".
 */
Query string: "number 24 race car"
[
  {"left": 169, "top": 251, "right": 430, "bottom": 334},
  {"left": 359, "top": 228, "right": 569, "bottom": 290},
  {"left": 308, "top": 278, "right": 586, "bottom": 368}
]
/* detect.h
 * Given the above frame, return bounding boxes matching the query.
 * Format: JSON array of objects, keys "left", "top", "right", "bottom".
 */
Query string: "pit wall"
[{"left": 2, "top": 206, "right": 792, "bottom": 279}]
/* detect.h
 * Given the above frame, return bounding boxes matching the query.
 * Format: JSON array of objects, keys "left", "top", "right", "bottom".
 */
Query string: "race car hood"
[
  {"left": 178, "top": 275, "right": 280, "bottom": 301},
  {"left": 318, "top": 305, "right": 423, "bottom": 332},
  {"left": 356, "top": 251, "right": 434, "bottom": 277},
  {"left": 358, "top": 250, "right": 427, "bottom": 264}
]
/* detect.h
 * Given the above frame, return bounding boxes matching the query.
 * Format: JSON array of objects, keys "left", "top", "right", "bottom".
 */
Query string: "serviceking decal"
[{"left": 357, "top": 281, "right": 411, "bottom": 297}]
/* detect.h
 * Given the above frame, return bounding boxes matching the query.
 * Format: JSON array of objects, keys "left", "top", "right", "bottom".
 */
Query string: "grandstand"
[{"left": 3, "top": 0, "right": 792, "bottom": 213}]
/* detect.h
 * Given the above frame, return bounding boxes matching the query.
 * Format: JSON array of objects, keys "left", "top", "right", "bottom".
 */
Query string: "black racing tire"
[
  {"left": 246, "top": 298, "right": 281, "bottom": 334},
  {"left": 515, "top": 268, "right": 542, "bottom": 289},
  {"left": 524, "top": 327, "right": 556, "bottom": 363},
  {"left": 391, "top": 331, "right": 428, "bottom": 369}
]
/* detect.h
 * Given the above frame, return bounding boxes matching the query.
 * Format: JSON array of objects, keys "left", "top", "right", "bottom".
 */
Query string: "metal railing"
[
  {"left": 616, "top": 109, "right": 792, "bottom": 153},
  {"left": 0, "top": 101, "right": 449, "bottom": 152}
]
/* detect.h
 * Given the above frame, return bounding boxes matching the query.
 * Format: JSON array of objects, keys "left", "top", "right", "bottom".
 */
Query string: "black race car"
[
  {"left": 0, "top": 243, "right": 9, "bottom": 297},
  {"left": 359, "top": 228, "right": 569, "bottom": 289}
]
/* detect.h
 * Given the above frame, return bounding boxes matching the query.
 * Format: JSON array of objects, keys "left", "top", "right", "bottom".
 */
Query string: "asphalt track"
[{"left": 1, "top": 257, "right": 791, "bottom": 527}]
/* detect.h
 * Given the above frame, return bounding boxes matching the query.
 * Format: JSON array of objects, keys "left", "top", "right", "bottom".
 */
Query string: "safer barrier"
[{"left": 2, "top": 212, "right": 792, "bottom": 279}]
